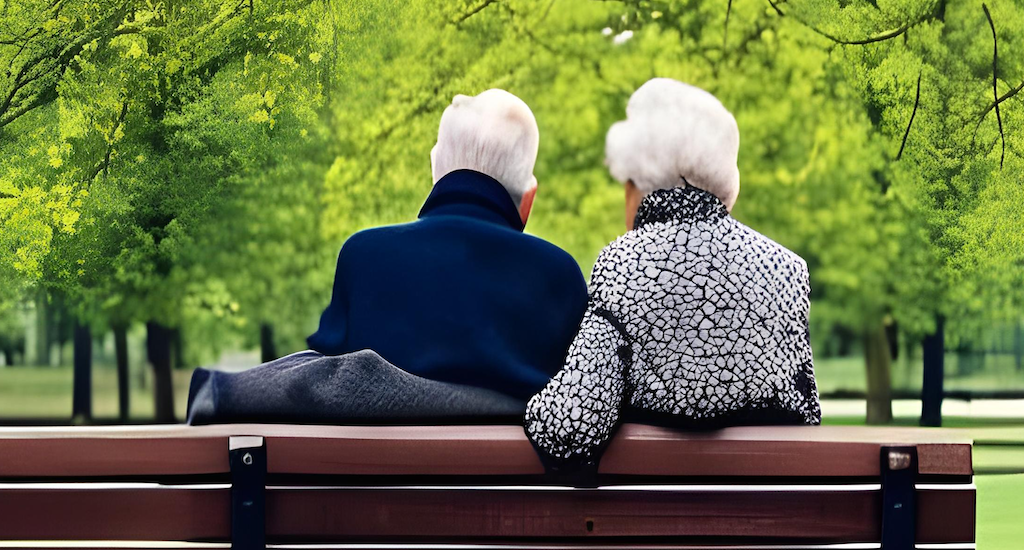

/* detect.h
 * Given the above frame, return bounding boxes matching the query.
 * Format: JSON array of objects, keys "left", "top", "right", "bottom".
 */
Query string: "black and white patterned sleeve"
[
  {"left": 796, "top": 260, "right": 822, "bottom": 424},
  {"left": 524, "top": 301, "right": 629, "bottom": 472}
]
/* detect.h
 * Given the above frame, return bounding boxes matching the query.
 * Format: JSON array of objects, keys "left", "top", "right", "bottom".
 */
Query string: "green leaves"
[
  {"left": 0, "top": 0, "right": 336, "bottom": 358},
  {"left": 1, "top": 0, "right": 1020, "bottom": 357}
]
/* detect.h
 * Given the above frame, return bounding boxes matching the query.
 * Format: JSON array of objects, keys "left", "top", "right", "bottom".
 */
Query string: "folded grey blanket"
[{"left": 186, "top": 349, "right": 527, "bottom": 425}]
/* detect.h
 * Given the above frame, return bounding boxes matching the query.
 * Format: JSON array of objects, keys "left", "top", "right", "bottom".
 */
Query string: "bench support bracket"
[
  {"left": 880, "top": 445, "right": 917, "bottom": 550},
  {"left": 230, "top": 436, "right": 266, "bottom": 550}
]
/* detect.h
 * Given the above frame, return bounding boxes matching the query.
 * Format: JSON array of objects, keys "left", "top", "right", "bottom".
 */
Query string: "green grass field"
[
  {"left": 4, "top": 354, "right": 1023, "bottom": 420},
  {"left": 814, "top": 354, "right": 1024, "bottom": 393},
  {"left": 0, "top": 364, "right": 194, "bottom": 421},
  {"left": 977, "top": 475, "right": 1024, "bottom": 548}
]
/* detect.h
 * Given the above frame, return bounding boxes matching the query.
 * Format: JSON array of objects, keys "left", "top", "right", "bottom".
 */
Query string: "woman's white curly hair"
[{"left": 605, "top": 78, "right": 740, "bottom": 211}]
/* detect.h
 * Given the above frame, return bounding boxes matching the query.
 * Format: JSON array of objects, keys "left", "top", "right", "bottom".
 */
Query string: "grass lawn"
[
  {"left": 5, "top": 353, "right": 1024, "bottom": 420},
  {"left": 0, "top": 365, "right": 195, "bottom": 421},
  {"left": 814, "top": 354, "right": 1024, "bottom": 394},
  {"left": 977, "top": 474, "right": 1024, "bottom": 549}
]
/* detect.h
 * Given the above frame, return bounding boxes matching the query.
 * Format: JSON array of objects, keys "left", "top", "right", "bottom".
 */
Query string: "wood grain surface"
[
  {"left": 0, "top": 424, "right": 973, "bottom": 478},
  {"left": 0, "top": 484, "right": 975, "bottom": 543}
]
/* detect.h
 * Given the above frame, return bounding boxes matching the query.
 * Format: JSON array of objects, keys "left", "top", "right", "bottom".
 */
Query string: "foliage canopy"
[{"left": 1, "top": 0, "right": 1022, "bottom": 363}]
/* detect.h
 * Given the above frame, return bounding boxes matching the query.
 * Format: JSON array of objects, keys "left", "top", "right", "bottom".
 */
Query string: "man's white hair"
[
  {"left": 431, "top": 89, "right": 539, "bottom": 207},
  {"left": 606, "top": 78, "right": 740, "bottom": 210}
]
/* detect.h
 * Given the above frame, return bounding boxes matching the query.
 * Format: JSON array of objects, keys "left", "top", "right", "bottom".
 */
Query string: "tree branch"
[
  {"left": 453, "top": 0, "right": 499, "bottom": 25},
  {"left": 0, "top": 5, "right": 145, "bottom": 132},
  {"left": 87, "top": 100, "right": 130, "bottom": 182},
  {"left": 0, "top": 27, "right": 41, "bottom": 47},
  {"left": 723, "top": 0, "right": 733, "bottom": 55},
  {"left": 0, "top": 66, "right": 47, "bottom": 117},
  {"left": 983, "top": 3, "right": 1004, "bottom": 169},
  {"left": 896, "top": 72, "right": 921, "bottom": 161},
  {"left": 971, "top": 78, "right": 1022, "bottom": 147},
  {"left": 806, "top": 21, "right": 914, "bottom": 45},
  {"left": 0, "top": 87, "right": 54, "bottom": 130},
  {"left": 0, "top": 17, "right": 43, "bottom": 45},
  {"left": 7, "top": 28, "right": 43, "bottom": 70},
  {"left": 766, "top": 0, "right": 938, "bottom": 46},
  {"left": 979, "top": 79, "right": 1024, "bottom": 122}
]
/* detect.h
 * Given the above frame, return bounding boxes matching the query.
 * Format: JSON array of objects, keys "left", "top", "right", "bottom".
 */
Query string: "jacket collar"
[
  {"left": 633, "top": 182, "right": 728, "bottom": 229},
  {"left": 419, "top": 169, "right": 525, "bottom": 232}
]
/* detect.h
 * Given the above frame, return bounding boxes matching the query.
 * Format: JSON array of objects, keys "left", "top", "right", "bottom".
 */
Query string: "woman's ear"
[
  {"left": 625, "top": 179, "right": 642, "bottom": 231},
  {"left": 519, "top": 177, "right": 538, "bottom": 226}
]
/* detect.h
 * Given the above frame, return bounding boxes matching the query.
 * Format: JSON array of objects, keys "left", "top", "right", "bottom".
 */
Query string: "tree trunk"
[
  {"left": 52, "top": 295, "right": 71, "bottom": 367},
  {"left": 114, "top": 324, "right": 130, "bottom": 422},
  {"left": 921, "top": 315, "right": 945, "bottom": 427},
  {"left": 170, "top": 327, "right": 184, "bottom": 370},
  {"left": 34, "top": 291, "right": 49, "bottom": 367},
  {"left": 885, "top": 319, "right": 899, "bottom": 361},
  {"left": 2, "top": 348, "right": 13, "bottom": 367},
  {"left": 146, "top": 321, "right": 175, "bottom": 423},
  {"left": 72, "top": 322, "right": 92, "bottom": 422},
  {"left": 864, "top": 323, "right": 893, "bottom": 425},
  {"left": 260, "top": 323, "right": 277, "bottom": 363}
]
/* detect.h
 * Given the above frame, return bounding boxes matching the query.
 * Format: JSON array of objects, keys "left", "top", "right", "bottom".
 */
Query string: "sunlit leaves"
[
  {"left": 0, "top": 0, "right": 335, "bottom": 359},
  {"left": 2, "top": 0, "right": 1021, "bottom": 357}
]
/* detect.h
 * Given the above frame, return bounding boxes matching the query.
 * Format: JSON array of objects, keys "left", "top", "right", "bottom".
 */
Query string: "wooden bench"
[{"left": 0, "top": 424, "right": 975, "bottom": 550}]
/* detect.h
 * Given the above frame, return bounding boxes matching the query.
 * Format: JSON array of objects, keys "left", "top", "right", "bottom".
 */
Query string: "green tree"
[
  {"left": 1, "top": 0, "right": 337, "bottom": 421},
  {"left": 770, "top": 0, "right": 1024, "bottom": 423},
  {"left": 3, "top": 0, "right": 1021, "bottom": 425},
  {"left": 319, "top": 0, "right": 1023, "bottom": 425}
]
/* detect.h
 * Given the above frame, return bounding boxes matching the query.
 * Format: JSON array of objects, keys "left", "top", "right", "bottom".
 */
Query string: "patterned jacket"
[{"left": 525, "top": 184, "right": 821, "bottom": 469}]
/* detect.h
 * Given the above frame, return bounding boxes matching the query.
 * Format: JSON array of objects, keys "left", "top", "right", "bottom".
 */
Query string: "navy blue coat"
[{"left": 308, "top": 169, "right": 589, "bottom": 401}]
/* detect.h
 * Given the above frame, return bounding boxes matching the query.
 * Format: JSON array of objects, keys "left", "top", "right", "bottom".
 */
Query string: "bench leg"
[
  {"left": 230, "top": 436, "right": 267, "bottom": 550},
  {"left": 880, "top": 445, "right": 917, "bottom": 550}
]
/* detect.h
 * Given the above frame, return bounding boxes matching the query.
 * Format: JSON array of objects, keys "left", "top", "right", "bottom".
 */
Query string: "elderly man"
[
  {"left": 187, "top": 90, "right": 587, "bottom": 425},
  {"left": 525, "top": 78, "right": 820, "bottom": 471},
  {"left": 307, "top": 89, "right": 588, "bottom": 401}
]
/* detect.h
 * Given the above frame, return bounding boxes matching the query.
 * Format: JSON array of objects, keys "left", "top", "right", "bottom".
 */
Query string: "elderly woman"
[{"left": 524, "top": 78, "right": 821, "bottom": 471}]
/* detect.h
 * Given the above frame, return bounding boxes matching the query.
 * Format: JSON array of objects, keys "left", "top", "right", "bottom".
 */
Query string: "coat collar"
[
  {"left": 633, "top": 182, "right": 728, "bottom": 229},
  {"left": 419, "top": 169, "right": 525, "bottom": 232}
]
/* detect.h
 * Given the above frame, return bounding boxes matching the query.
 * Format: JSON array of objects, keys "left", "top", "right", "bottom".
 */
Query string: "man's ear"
[
  {"left": 429, "top": 144, "right": 439, "bottom": 183},
  {"left": 518, "top": 177, "right": 538, "bottom": 227}
]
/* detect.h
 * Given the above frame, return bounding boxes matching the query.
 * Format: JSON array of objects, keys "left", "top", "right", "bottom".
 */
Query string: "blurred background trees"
[
  {"left": 1, "top": 0, "right": 337, "bottom": 421},
  {"left": 1, "top": 0, "right": 1022, "bottom": 425}
]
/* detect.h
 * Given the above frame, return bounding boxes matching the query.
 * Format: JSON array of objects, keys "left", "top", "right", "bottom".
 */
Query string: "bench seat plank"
[
  {"left": 0, "top": 424, "right": 973, "bottom": 478},
  {"left": 266, "top": 485, "right": 975, "bottom": 544},
  {"left": 0, "top": 486, "right": 230, "bottom": 540},
  {"left": 0, "top": 483, "right": 974, "bottom": 544}
]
